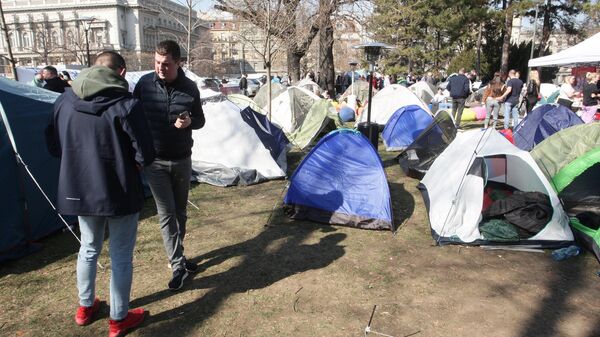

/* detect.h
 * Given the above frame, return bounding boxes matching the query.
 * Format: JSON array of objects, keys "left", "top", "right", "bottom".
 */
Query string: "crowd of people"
[{"left": 44, "top": 40, "right": 204, "bottom": 337}]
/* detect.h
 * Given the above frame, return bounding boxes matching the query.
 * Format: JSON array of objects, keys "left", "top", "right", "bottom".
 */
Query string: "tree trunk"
[
  {"left": 287, "top": 49, "right": 303, "bottom": 84},
  {"left": 500, "top": 4, "right": 513, "bottom": 78},
  {"left": 537, "top": 4, "right": 552, "bottom": 57},
  {"left": 187, "top": 1, "right": 192, "bottom": 66},
  {"left": 318, "top": 0, "right": 336, "bottom": 97}
]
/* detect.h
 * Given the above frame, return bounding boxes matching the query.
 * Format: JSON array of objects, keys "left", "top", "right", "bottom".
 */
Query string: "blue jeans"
[
  {"left": 145, "top": 157, "right": 192, "bottom": 271},
  {"left": 484, "top": 97, "right": 500, "bottom": 128},
  {"left": 504, "top": 102, "right": 520, "bottom": 129},
  {"left": 77, "top": 213, "right": 139, "bottom": 321}
]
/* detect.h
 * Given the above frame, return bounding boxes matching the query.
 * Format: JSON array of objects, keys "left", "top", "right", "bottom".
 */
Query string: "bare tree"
[
  {"left": 0, "top": 1, "right": 18, "bottom": 79},
  {"left": 145, "top": 0, "right": 205, "bottom": 66},
  {"left": 216, "top": 0, "right": 299, "bottom": 116}
]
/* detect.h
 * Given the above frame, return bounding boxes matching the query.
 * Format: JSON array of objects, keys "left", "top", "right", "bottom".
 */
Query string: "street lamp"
[
  {"left": 80, "top": 17, "right": 95, "bottom": 67},
  {"left": 352, "top": 42, "right": 393, "bottom": 149}
]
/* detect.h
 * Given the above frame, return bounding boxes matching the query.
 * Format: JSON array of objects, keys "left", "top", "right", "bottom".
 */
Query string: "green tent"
[
  {"left": 340, "top": 80, "right": 372, "bottom": 105},
  {"left": 531, "top": 123, "right": 600, "bottom": 261},
  {"left": 288, "top": 99, "right": 342, "bottom": 150},
  {"left": 227, "top": 94, "right": 267, "bottom": 114}
]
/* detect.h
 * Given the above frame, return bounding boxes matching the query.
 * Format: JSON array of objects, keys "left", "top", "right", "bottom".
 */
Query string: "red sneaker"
[
  {"left": 108, "top": 308, "right": 146, "bottom": 337},
  {"left": 75, "top": 297, "right": 101, "bottom": 326}
]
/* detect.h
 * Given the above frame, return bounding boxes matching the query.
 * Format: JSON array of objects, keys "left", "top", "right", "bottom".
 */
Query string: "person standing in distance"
[
  {"left": 133, "top": 40, "right": 205, "bottom": 291},
  {"left": 42, "top": 66, "right": 69, "bottom": 93},
  {"left": 239, "top": 73, "right": 248, "bottom": 96},
  {"left": 46, "top": 51, "right": 155, "bottom": 337},
  {"left": 446, "top": 68, "right": 471, "bottom": 128},
  {"left": 498, "top": 69, "right": 524, "bottom": 130}
]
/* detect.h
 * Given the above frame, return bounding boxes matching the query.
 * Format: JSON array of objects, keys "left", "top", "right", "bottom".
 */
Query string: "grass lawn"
[{"left": 1, "top": 133, "right": 599, "bottom": 337}]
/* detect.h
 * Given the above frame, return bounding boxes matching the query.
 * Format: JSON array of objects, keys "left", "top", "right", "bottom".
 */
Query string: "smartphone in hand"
[{"left": 178, "top": 111, "right": 190, "bottom": 119}]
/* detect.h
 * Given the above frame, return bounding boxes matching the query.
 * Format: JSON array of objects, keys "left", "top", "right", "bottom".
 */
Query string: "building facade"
[{"left": 0, "top": 0, "right": 206, "bottom": 71}]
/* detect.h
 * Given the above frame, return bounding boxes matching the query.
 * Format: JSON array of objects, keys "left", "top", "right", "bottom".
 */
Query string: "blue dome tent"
[
  {"left": 382, "top": 105, "right": 433, "bottom": 151},
  {"left": 513, "top": 104, "right": 583, "bottom": 151},
  {"left": 283, "top": 129, "right": 393, "bottom": 230},
  {"left": 0, "top": 78, "right": 69, "bottom": 262}
]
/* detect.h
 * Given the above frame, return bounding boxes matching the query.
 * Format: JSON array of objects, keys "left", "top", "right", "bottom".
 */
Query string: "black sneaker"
[
  {"left": 184, "top": 260, "right": 198, "bottom": 273},
  {"left": 168, "top": 269, "right": 189, "bottom": 291}
]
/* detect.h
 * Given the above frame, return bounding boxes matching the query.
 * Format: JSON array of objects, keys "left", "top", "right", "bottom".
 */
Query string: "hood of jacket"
[{"left": 70, "top": 65, "right": 130, "bottom": 116}]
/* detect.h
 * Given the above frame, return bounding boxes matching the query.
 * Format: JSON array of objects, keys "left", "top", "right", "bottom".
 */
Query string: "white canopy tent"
[{"left": 528, "top": 32, "right": 600, "bottom": 67}]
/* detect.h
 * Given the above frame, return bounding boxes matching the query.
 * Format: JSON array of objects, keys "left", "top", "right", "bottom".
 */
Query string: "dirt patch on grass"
[{"left": 1, "top": 143, "right": 599, "bottom": 337}]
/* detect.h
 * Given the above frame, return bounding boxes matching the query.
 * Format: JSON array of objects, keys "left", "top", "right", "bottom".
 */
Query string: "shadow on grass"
[
  {"left": 388, "top": 182, "right": 415, "bottom": 230},
  {"left": 132, "top": 212, "right": 347, "bottom": 335},
  {"left": 517, "top": 257, "right": 598, "bottom": 337},
  {"left": 0, "top": 228, "right": 79, "bottom": 277}
]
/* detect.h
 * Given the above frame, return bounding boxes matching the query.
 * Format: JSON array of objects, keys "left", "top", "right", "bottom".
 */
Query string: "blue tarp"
[
  {"left": 283, "top": 129, "right": 393, "bottom": 230},
  {"left": 0, "top": 78, "right": 66, "bottom": 262},
  {"left": 382, "top": 105, "right": 433, "bottom": 151},
  {"left": 514, "top": 104, "right": 583, "bottom": 151}
]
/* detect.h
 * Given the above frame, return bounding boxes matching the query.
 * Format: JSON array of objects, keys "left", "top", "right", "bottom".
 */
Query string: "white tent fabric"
[
  {"left": 420, "top": 129, "right": 572, "bottom": 244},
  {"left": 528, "top": 32, "right": 600, "bottom": 67},
  {"left": 409, "top": 81, "right": 435, "bottom": 105},
  {"left": 295, "top": 78, "right": 321, "bottom": 93},
  {"left": 266, "top": 86, "right": 320, "bottom": 133},
  {"left": 191, "top": 100, "right": 286, "bottom": 186},
  {"left": 357, "top": 84, "right": 430, "bottom": 125}
]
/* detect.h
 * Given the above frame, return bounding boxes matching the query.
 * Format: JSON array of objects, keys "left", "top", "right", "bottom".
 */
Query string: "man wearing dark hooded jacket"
[
  {"left": 133, "top": 40, "right": 205, "bottom": 292},
  {"left": 46, "top": 51, "right": 154, "bottom": 337}
]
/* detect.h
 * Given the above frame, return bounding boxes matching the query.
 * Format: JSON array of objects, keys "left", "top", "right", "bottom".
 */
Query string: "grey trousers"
[
  {"left": 145, "top": 157, "right": 192, "bottom": 271},
  {"left": 452, "top": 98, "right": 466, "bottom": 127}
]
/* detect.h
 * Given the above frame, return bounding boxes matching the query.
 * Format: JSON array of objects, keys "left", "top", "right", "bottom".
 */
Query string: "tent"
[
  {"left": 419, "top": 129, "right": 573, "bottom": 246},
  {"left": 254, "top": 82, "right": 286, "bottom": 110},
  {"left": 295, "top": 78, "right": 321, "bottom": 94},
  {"left": 381, "top": 105, "right": 434, "bottom": 151},
  {"left": 409, "top": 81, "right": 435, "bottom": 105},
  {"left": 531, "top": 123, "right": 600, "bottom": 260},
  {"left": 287, "top": 99, "right": 342, "bottom": 149},
  {"left": 528, "top": 32, "right": 600, "bottom": 67},
  {"left": 398, "top": 110, "right": 457, "bottom": 179},
  {"left": 0, "top": 78, "right": 67, "bottom": 262},
  {"left": 340, "top": 80, "right": 372, "bottom": 104},
  {"left": 357, "top": 84, "right": 430, "bottom": 125},
  {"left": 283, "top": 129, "right": 393, "bottom": 230},
  {"left": 227, "top": 94, "right": 267, "bottom": 114},
  {"left": 513, "top": 104, "right": 583, "bottom": 151},
  {"left": 191, "top": 100, "right": 289, "bottom": 186},
  {"left": 266, "top": 86, "right": 320, "bottom": 134}
]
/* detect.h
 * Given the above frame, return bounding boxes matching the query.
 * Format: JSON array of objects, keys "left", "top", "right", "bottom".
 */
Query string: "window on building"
[
  {"left": 66, "top": 30, "right": 75, "bottom": 47},
  {"left": 22, "top": 31, "right": 31, "bottom": 48},
  {"left": 51, "top": 31, "right": 59, "bottom": 47}
]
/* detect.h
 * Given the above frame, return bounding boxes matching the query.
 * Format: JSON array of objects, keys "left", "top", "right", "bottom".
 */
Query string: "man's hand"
[{"left": 174, "top": 116, "right": 191, "bottom": 129}]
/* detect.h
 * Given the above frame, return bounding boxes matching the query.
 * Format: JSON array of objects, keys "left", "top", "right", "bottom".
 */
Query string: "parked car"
[
  {"left": 201, "top": 78, "right": 222, "bottom": 92},
  {"left": 246, "top": 78, "right": 261, "bottom": 97}
]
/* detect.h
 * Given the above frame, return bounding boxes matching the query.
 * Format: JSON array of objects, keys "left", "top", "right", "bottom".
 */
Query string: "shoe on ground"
[
  {"left": 75, "top": 297, "right": 101, "bottom": 326},
  {"left": 184, "top": 260, "right": 198, "bottom": 273},
  {"left": 167, "top": 260, "right": 198, "bottom": 273},
  {"left": 168, "top": 268, "right": 189, "bottom": 291},
  {"left": 108, "top": 308, "right": 146, "bottom": 337}
]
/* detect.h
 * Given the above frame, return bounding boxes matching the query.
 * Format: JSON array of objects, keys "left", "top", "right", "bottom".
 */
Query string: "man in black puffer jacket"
[{"left": 133, "top": 40, "right": 205, "bottom": 291}]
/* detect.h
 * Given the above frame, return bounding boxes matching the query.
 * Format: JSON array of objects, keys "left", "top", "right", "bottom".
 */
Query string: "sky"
[{"left": 197, "top": 0, "right": 214, "bottom": 11}]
